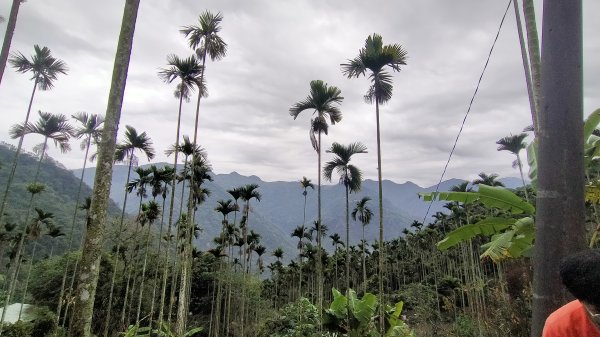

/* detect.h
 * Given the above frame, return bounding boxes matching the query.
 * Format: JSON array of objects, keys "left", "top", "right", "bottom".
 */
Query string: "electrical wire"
[{"left": 421, "top": 0, "right": 513, "bottom": 223}]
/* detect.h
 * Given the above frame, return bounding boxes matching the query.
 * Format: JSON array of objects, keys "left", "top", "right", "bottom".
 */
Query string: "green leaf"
[
  {"left": 419, "top": 191, "right": 479, "bottom": 204},
  {"left": 329, "top": 288, "right": 348, "bottom": 318},
  {"left": 526, "top": 139, "right": 538, "bottom": 188},
  {"left": 353, "top": 293, "right": 377, "bottom": 325},
  {"left": 436, "top": 218, "right": 515, "bottom": 250},
  {"left": 583, "top": 108, "right": 600, "bottom": 142},
  {"left": 183, "top": 327, "right": 204, "bottom": 337},
  {"left": 390, "top": 301, "right": 404, "bottom": 319},
  {"left": 481, "top": 230, "right": 516, "bottom": 262},
  {"left": 477, "top": 185, "right": 535, "bottom": 215}
]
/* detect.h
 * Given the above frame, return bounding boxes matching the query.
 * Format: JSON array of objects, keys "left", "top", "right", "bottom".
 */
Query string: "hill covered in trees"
[{"left": 0, "top": 143, "right": 120, "bottom": 256}]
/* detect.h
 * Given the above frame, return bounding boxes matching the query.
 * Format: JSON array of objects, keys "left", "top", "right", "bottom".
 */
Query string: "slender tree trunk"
[
  {"left": 57, "top": 136, "right": 92, "bottom": 323},
  {"left": 516, "top": 153, "right": 530, "bottom": 202},
  {"left": 176, "top": 49, "right": 207, "bottom": 336},
  {"left": 17, "top": 242, "right": 36, "bottom": 320},
  {"left": 513, "top": 0, "right": 538, "bottom": 135},
  {"left": 135, "top": 220, "right": 153, "bottom": 324},
  {"left": 532, "top": 1, "right": 585, "bottom": 336},
  {"left": 71, "top": 1, "right": 140, "bottom": 335},
  {"left": 0, "top": 0, "right": 21, "bottom": 86},
  {"left": 523, "top": 0, "right": 541, "bottom": 132},
  {"left": 0, "top": 77, "right": 38, "bottom": 227},
  {"left": 149, "top": 195, "right": 167, "bottom": 327},
  {"left": 362, "top": 227, "right": 366, "bottom": 294},
  {"left": 104, "top": 156, "right": 134, "bottom": 337},
  {"left": 375, "top": 98, "right": 385, "bottom": 336},
  {"left": 159, "top": 82, "right": 185, "bottom": 325},
  {"left": 316, "top": 131, "right": 323, "bottom": 318},
  {"left": 345, "top": 183, "right": 350, "bottom": 291}
]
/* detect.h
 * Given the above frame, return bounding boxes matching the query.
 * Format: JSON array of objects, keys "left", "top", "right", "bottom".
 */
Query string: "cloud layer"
[{"left": 1, "top": 0, "right": 598, "bottom": 187}]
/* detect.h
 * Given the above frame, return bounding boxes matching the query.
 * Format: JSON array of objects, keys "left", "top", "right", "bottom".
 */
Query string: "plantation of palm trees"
[{"left": 0, "top": 1, "right": 597, "bottom": 337}]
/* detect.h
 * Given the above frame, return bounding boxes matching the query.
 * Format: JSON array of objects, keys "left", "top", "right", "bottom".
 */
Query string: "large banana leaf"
[
  {"left": 436, "top": 217, "right": 515, "bottom": 250},
  {"left": 479, "top": 217, "right": 534, "bottom": 262},
  {"left": 583, "top": 108, "right": 600, "bottom": 141},
  {"left": 419, "top": 191, "right": 479, "bottom": 204},
  {"left": 477, "top": 185, "right": 535, "bottom": 214},
  {"left": 421, "top": 185, "right": 534, "bottom": 215}
]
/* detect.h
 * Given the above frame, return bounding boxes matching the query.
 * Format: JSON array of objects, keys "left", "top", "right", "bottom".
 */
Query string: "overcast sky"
[{"left": 1, "top": 0, "right": 598, "bottom": 187}]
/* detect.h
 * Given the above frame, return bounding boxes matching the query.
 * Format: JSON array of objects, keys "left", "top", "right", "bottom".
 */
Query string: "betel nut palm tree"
[
  {"left": 342, "top": 34, "right": 407, "bottom": 330},
  {"left": 176, "top": 12, "right": 227, "bottom": 333},
  {"left": 0, "top": 45, "right": 68, "bottom": 228},
  {"left": 56, "top": 112, "right": 104, "bottom": 321},
  {"left": 496, "top": 133, "right": 529, "bottom": 201},
  {"left": 352, "top": 196, "right": 374, "bottom": 293},
  {"left": 323, "top": 141, "right": 367, "bottom": 291},
  {"left": 289, "top": 79, "right": 343, "bottom": 312},
  {"left": 72, "top": 1, "right": 141, "bottom": 335},
  {"left": 103, "top": 125, "right": 154, "bottom": 337}
]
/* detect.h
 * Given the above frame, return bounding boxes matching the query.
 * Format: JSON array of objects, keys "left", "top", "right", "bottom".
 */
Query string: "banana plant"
[
  {"left": 323, "top": 288, "right": 413, "bottom": 337},
  {"left": 420, "top": 185, "right": 535, "bottom": 262}
]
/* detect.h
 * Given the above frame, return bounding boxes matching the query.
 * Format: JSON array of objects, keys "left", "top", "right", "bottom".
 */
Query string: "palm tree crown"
[
  {"left": 473, "top": 172, "right": 505, "bottom": 187},
  {"left": 158, "top": 54, "right": 206, "bottom": 100},
  {"left": 180, "top": 11, "right": 228, "bottom": 62},
  {"left": 496, "top": 133, "right": 528, "bottom": 155},
  {"left": 10, "top": 111, "right": 73, "bottom": 152},
  {"left": 341, "top": 34, "right": 407, "bottom": 104},
  {"left": 323, "top": 142, "right": 367, "bottom": 192},
  {"left": 71, "top": 112, "right": 104, "bottom": 151},
  {"left": 289, "top": 80, "right": 343, "bottom": 151},
  {"left": 114, "top": 125, "right": 155, "bottom": 164},
  {"left": 9, "top": 45, "right": 68, "bottom": 90},
  {"left": 352, "top": 196, "right": 374, "bottom": 226}
]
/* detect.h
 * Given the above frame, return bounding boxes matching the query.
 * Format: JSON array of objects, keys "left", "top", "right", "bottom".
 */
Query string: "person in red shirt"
[{"left": 542, "top": 249, "right": 600, "bottom": 337}]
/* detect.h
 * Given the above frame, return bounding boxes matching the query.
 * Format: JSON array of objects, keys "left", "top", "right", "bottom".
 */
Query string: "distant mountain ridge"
[{"left": 73, "top": 163, "right": 523, "bottom": 258}]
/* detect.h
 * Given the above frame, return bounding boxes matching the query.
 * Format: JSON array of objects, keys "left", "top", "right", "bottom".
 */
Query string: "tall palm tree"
[
  {"left": 329, "top": 232, "right": 344, "bottom": 289},
  {"left": 291, "top": 225, "right": 310, "bottom": 297},
  {"left": 299, "top": 176, "right": 314, "bottom": 233},
  {"left": 72, "top": 1, "right": 141, "bottom": 334},
  {"left": 135, "top": 200, "right": 160, "bottom": 325},
  {"left": 342, "top": 34, "right": 407, "bottom": 325},
  {"left": 104, "top": 125, "right": 154, "bottom": 337},
  {"left": 18, "top": 208, "right": 54, "bottom": 319},
  {"left": 158, "top": 54, "right": 204, "bottom": 251},
  {"left": 175, "top": 155, "right": 212, "bottom": 332},
  {"left": 496, "top": 133, "right": 529, "bottom": 200},
  {"left": 0, "top": 46, "right": 67, "bottom": 227},
  {"left": 472, "top": 172, "right": 504, "bottom": 187},
  {"left": 239, "top": 184, "right": 261, "bottom": 272},
  {"left": 0, "top": 0, "right": 24, "bottom": 85},
  {"left": 289, "top": 79, "right": 343, "bottom": 311},
  {"left": 352, "top": 196, "right": 373, "bottom": 293},
  {"left": 227, "top": 187, "right": 243, "bottom": 227},
  {"left": 323, "top": 141, "right": 367, "bottom": 291},
  {"left": 56, "top": 112, "right": 103, "bottom": 321},
  {"left": 177, "top": 14, "right": 227, "bottom": 333}
]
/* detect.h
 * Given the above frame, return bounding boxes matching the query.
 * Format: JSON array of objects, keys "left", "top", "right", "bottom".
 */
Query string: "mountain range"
[{"left": 73, "top": 163, "right": 523, "bottom": 258}]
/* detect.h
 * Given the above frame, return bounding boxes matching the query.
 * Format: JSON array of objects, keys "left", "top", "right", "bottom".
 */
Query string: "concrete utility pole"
[{"left": 532, "top": 1, "right": 585, "bottom": 336}]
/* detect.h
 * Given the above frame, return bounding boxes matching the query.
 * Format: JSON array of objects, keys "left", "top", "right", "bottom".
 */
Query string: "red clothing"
[{"left": 543, "top": 300, "right": 600, "bottom": 337}]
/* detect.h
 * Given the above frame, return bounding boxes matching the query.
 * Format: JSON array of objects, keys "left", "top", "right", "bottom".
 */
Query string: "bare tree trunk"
[
  {"left": 523, "top": 0, "right": 542, "bottom": 132},
  {"left": 375, "top": 98, "right": 385, "bottom": 337},
  {"left": 70, "top": 1, "right": 140, "bottom": 335},
  {"left": 0, "top": 0, "right": 21, "bottom": 86},
  {"left": 532, "top": 1, "right": 585, "bottom": 336},
  {"left": 57, "top": 136, "right": 92, "bottom": 323},
  {"left": 512, "top": 0, "right": 538, "bottom": 135}
]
